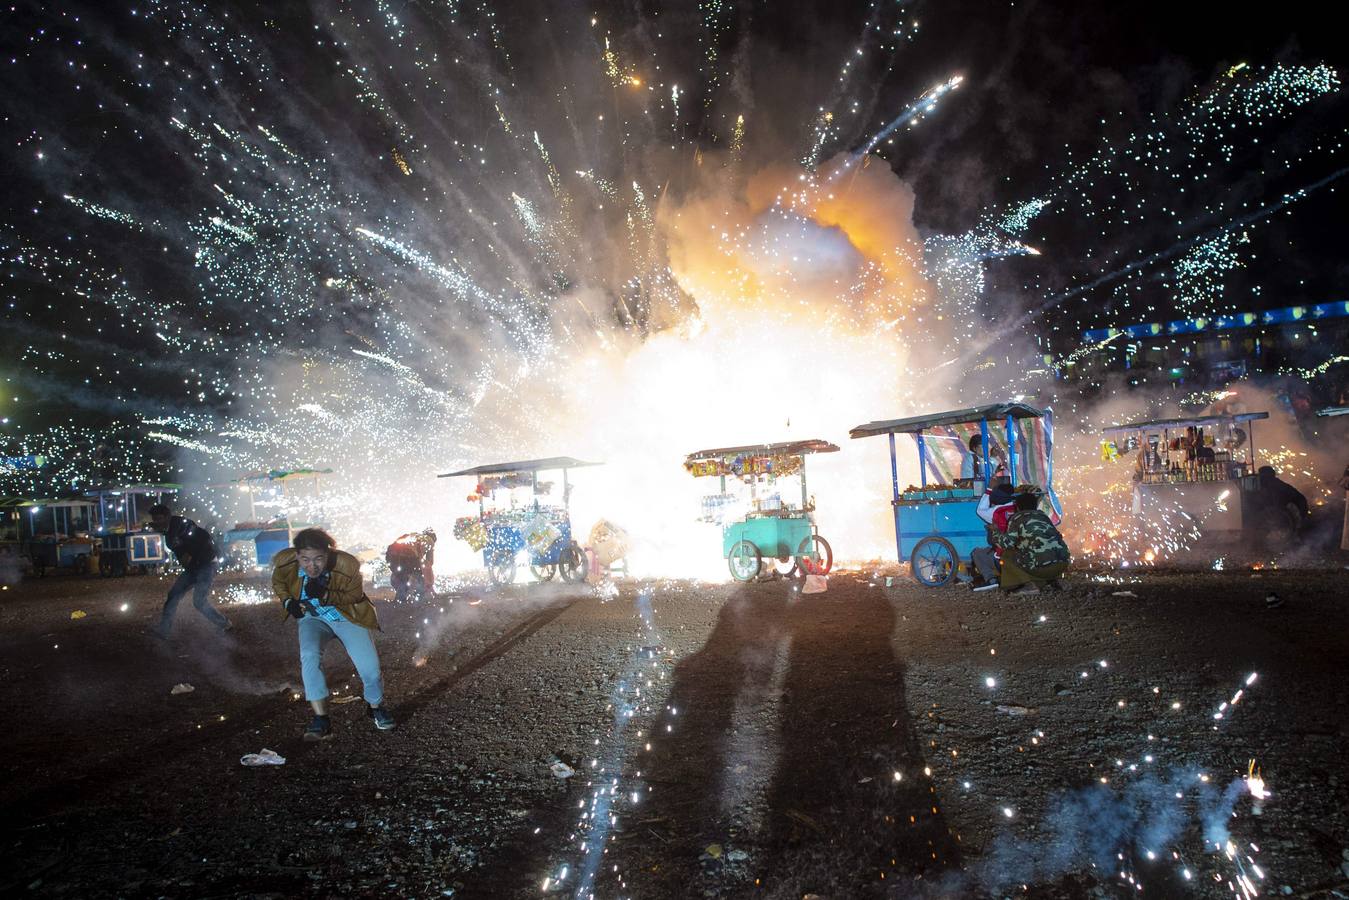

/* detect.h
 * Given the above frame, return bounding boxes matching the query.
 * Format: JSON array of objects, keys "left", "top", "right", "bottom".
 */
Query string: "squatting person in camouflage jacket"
[{"left": 992, "top": 486, "right": 1070, "bottom": 594}]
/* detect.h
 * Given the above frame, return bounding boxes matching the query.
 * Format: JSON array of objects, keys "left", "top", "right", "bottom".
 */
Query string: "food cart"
[
  {"left": 0, "top": 497, "right": 100, "bottom": 575},
  {"left": 440, "top": 457, "right": 598, "bottom": 586},
  {"left": 220, "top": 468, "right": 333, "bottom": 567},
  {"left": 850, "top": 404, "right": 1060, "bottom": 587},
  {"left": 684, "top": 439, "right": 837, "bottom": 582},
  {"left": 86, "top": 484, "right": 177, "bottom": 576},
  {"left": 1100, "top": 412, "right": 1268, "bottom": 536}
]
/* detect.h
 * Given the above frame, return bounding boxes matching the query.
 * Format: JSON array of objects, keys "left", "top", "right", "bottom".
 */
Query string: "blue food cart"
[
  {"left": 850, "top": 404, "right": 1060, "bottom": 586},
  {"left": 684, "top": 440, "right": 837, "bottom": 582},
  {"left": 220, "top": 468, "right": 333, "bottom": 567},
  {"left": 440, "top": 457, "right": 598, "bottom": 586},
  {"left": 1, "top": 497, "right": 100, "bottom": 575}
]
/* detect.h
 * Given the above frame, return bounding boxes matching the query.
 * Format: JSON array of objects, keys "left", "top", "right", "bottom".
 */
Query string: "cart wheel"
[
  {"left": 795, "top": 535, "right": 833, "bottom": 576},
  {"left": 530, "top": 563, "right": 557, "bottom": 582},
  {"left": 911, "top": 536, "right": 957, "bottom": 587},
  {"left": 487, "top": 551, "right": 517, "bottom": 586},
  {"left": 770, "top": 556, "right": 796, "bottom": 577},
  {"left": 558, "top": 543, "right": 587, "bottom": 583},
  {"left": 728, "top": 540, "right": 761, "bottom": 582},
  {"left": 72, "top": 554, "right": 88, "bottom": 576}
]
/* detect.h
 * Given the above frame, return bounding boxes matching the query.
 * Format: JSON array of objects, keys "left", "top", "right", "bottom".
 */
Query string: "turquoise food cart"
[
  {"left": 684, "top": 440, "right": 837, "bottom": 582},
  {"left": 850, "top": 404, "right": 1061, "bottom": 586}
]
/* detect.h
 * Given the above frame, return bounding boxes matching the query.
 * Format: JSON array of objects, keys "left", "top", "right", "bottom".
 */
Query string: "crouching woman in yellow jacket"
[{"left": 272, "top": 528, "right": 395, "bottom": 740}]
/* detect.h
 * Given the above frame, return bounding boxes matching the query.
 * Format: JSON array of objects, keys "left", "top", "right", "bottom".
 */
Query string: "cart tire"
[
  {"left": 530, "top": 563, "right": 557, "bottom": 582},
  {"left": 558, "top": 543, "right": 587, "bottom": 583},
  {"left": 487, "top": 552, "right": 517, "bottom": 586},
  {"left": 728, "top": 540, "right": 761, "bottom": 582},
  {"left": 911, "top": 537, "right": 957, "bottom": 587},
  {"left": 795, "top": 535, "right": 833, "bottom": 576},
  {"left": 72, "top": 555, "right": 89, "bottom": 576}
]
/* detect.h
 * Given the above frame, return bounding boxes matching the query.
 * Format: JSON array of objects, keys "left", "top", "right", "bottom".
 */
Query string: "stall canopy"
[
  {"left": 438, "top": 457, "right": 600, "bottom": 477},
  {"left": 849, "top": 403, "right": 1045, "bottom": 438},
  {"left": 1099, "top": 412, "right": 1269, "bottom": 435},
  {"left": 684, "top": 439, "right": 840, "bottom": 463},
  {"left": 852, "top": 404, "right": 1054, "bottom": 494}
]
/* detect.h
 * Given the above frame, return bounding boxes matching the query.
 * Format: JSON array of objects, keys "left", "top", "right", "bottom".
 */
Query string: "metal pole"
[
  {"left": 1248, "top": 420, "right": 1256, "bottom": 470},
  {"left": 917, "top": 433, "right": 929, "bottom": 487},
  {"left": 887, "top": 433, "right": 900, "bottom": 502},
  {"left": 562, "top": 468, "right": 570, "bottom": 511},
  {"left": 800, "top": 460, "right": 808, "bottom": 510},
  {"left": 887, "top": 432, "right": 902, "bottom": 563},
  {"left": 1005, "top": 416, "right": 1019, "bottom": 487},
  {"left": 979, "top": 418, "right": 992, "bottom": 484}
]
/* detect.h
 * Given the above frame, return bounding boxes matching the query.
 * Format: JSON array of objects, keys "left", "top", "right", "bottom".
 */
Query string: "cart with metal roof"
[
  {"left": 220, "top": 468, "right": 333, "bottom": 567},
  {"left": 1099, "top": 411, "right": 1269, "bottom": 535},
  {"left": 85, "top": 483, "right": 178, "bottom": 575},
  {"left": 850, "top": 404, "right": 1060, "bottom": 587},
  {"left": 0, "top": 497, "right": 100, "bottom": 575},
  {"left": 439, "top": 457, "right": 598, "bottom": 586},
  {"left": 684, "top": 439, "right": 837, "bottom": 582}
]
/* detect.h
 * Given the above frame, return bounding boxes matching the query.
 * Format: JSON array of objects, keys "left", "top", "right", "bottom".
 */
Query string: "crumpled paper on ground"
[
  {"left": 240, "top": 749, "right": 286, "bottom": 766},
  {"left": 170, "top": 683, "right": 194, "bottom": 694}
]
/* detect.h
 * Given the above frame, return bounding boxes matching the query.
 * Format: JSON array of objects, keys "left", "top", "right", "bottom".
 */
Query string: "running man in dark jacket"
[{"left": 149, "top": 503, "right": 231, "bottom": 637}]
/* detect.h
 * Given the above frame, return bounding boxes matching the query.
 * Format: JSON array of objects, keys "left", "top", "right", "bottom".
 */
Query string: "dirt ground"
[{"left": 2, "top": 563, "right": 1348, "bottom": 899}]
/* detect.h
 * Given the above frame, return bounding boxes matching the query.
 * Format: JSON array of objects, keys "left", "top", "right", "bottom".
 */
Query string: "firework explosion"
[{"left": 3, "top": 3, "right": 1344, "bottom": 577}]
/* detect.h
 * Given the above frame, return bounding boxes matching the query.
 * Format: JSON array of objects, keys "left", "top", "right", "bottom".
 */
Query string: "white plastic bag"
[
  {"left": 802, "top": 574, "right": 828, "bottom": 594},
  {"left": 240, "top": 749, "right": 286, "bottom": 767}
]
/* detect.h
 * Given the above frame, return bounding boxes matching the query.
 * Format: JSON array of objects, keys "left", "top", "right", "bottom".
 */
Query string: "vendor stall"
[
  {"left": 0, "top": 497, "right": 99, "bottom": 575},
  {"left": 220, "top": 468, "right": 332, "bottom": 567},
  {"left": 850, "top": 404, "right": 1060, "bottom": 586},
  {"left": 1100, "top": 412, "right": 1268, "bottom": 535},
  {"left": 440, "top": 457, "right": 598, "bottom": 586},
  {"left": 684, "top": 439, "right": 837, "bottom": 582},
  {"left": 86, "top": 484, "right": 177, "bottom": 575}
]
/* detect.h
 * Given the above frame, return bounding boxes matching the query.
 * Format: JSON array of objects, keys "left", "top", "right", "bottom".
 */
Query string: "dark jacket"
[{"left": 161, "top": 515, "right": 216, "bottom": 571}]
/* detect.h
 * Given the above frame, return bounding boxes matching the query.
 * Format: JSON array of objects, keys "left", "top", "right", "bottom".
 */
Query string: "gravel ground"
[{"left": 1, "top": 563, "right": 1348, "bottom": 899}]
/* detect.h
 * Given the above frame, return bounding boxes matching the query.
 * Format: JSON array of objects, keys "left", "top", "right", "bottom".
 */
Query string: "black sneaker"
[
  {"left": 369, "top": 705, "right": 396, "bottom": 731},
  {"left": 303, "top": 714, "right": 332, "bottom": 741}
]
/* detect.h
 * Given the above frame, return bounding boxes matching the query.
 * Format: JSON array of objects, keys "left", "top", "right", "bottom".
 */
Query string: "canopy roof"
[
  {"left": 82, "top": 483, "right": 181, "bottom": 496},
  {"left": 850, "top": 403, "right": 1045, "bottom": 439},
  {"left": 438, "top": 456, "right": 601, "bottom": 478},
  {"left": 1316, "top": 406, "right": 1349, "bottom": 418},
  {"left": 235, "top": 468, "right": 332, "bottom": 483},
  {"left": 1100, "top": 411, "right": 1269, "bottom": 435},
  {"left": 0, "top": 496, "right": 97, "bottom": 509},
  {"left": 684, "top": 439, "right": 840, "bottom": 463}
]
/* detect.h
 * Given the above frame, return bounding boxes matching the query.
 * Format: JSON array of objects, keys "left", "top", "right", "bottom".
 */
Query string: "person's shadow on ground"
[{"left": 627, "top": 577, "right": 961, "bottom": 898}]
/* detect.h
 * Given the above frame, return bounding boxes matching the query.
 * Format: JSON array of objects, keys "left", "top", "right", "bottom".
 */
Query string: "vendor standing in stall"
[
  {"left": 273, "top": 528, "right": 395, "bottom": 740},
  {"left": 148, "top": 503, "right": 231, "bottom": 637}
]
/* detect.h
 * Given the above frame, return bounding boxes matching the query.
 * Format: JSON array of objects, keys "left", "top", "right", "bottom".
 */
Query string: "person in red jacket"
[
  {"left": 386, "top": 528, "right": 436, "bottom": 603},
  {"left": 967, "top": 481, "right": 1015, "bottom": 592}
]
